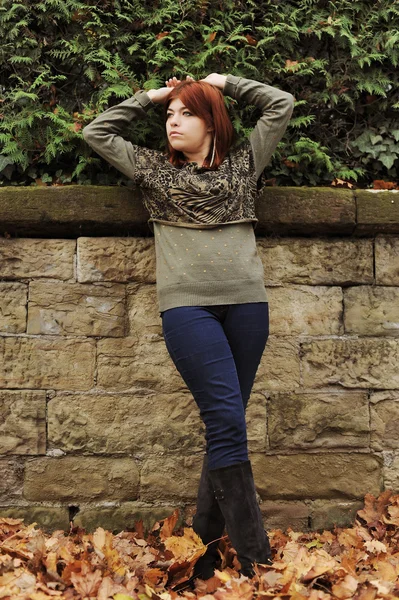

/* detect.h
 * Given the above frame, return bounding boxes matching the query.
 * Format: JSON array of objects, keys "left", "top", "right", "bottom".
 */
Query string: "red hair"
[{"left": 164, "top": 80, "right": 234, "bottom": 170}]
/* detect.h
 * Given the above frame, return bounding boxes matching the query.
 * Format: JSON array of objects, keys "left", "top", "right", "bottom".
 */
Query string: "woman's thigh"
[
  {"left": 222, "top": 302, "right": 269, "bottom": 410},
  {"left": 161, "top": 305, "right": 248, "bottom": 469}
]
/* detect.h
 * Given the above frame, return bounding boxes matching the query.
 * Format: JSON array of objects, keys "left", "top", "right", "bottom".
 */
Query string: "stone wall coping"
[{"left": 1, "top": 186, "right": 398, "bottom": 237}]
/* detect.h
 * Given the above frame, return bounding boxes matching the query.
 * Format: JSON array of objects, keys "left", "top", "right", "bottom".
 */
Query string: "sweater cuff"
[
  {"left": 134, "top": 90, "right": 156, "bottom": 111},
  {"left": 223, "top": 74, "right": 241, "bottom": 98}
]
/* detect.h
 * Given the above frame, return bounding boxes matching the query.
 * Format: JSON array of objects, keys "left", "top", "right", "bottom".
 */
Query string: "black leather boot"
[
  {"left": 208, "top": 459, "right": 272, "bottom": 577},
  {"left": 191, "top": 454, "right": 226, "bottom": 580}
]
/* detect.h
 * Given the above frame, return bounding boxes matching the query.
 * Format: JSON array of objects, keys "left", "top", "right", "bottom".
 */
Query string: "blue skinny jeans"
[{"left": 160, "top": 302, "right": 269, "bottom": 470}]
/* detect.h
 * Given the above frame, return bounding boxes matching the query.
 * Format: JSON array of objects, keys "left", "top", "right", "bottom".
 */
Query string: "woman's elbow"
[
  {"left": 82, "top": 125, "right": 93, "bottom": 142},
  {"left": 283, "top": 92, "right": 295, "bottom": 111}
]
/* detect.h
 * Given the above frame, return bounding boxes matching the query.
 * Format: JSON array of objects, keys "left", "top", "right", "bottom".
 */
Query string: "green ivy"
[{"left": 0, "top": 0, "right": 398, "bottom": 187}]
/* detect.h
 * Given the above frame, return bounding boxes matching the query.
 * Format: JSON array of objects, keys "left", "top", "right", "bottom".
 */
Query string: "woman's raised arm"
[
  {"left": 82, "top": 78, "right": 193, "bottom": 182},
  {"left": 82, "top": 91, "right": 162, "bottom": 181},
  {"left": 222, "top": 74, "right": 295, "bottom": 180}
]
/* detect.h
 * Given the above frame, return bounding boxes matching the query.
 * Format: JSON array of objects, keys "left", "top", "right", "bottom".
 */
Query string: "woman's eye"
[{"left": 183, "top": 111, "right": 192, "bottom": 116}]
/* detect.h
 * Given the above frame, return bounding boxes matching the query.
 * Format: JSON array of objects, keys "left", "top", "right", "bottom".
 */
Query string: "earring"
[{"left": 210, "top": 137, "right": 216, "bottom": 167}]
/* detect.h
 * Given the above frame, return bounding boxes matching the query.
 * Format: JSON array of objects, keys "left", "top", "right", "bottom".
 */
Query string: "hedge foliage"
[{"left": 1, "top": 0, "right": 399, "bottom": 188}]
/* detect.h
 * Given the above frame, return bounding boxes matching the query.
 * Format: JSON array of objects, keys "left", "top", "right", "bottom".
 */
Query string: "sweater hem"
[
  {"left": 157, "top": 278, "right": 268, "bottom": 313},
  {"left": 149, "top": 217, "right": 258, "bottom": 230}
]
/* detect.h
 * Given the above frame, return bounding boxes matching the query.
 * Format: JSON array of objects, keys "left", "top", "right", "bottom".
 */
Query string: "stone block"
[
  {"left": 140, "top": 455, "right": 203, "bottom": 502},
  {"left": 0, "top": 238, "right": 75, "bottom": 279},
  {"left": 77, "top": 237, "right": 156, "bottom": 284},
  {"left": 267, "top": 286, "right": 343, "bottom": 336},
  {"left": 255, "top": 187, "right": 355, "bottom": 235},
  {"left": 356, "top": 190, "right": 399, "bottom": 233},
  {"left": 0, "top": 458, "right": 24, "bottom": 503},
  {"left": 344, "top": 286, "right": 399, "bottom": 336},
  {"left": 0, "top": 336, "right": 95, "bottom": 390},
  {"left": 48, "top": 392, "right": 205, "bottom": 454},
  {"left": 74, "top": 503, "right": 181, "bottom": 534},
  {"left": 267, "top": 391, "right": 369, "bottom": 450},
  {"left": 24, "top": 457, "right": 139, "bottom": 502},
  {"left": 370, "top": 391, "right": 399, "bottom": 450},
  {"left": 0, "top": 390, "right": 46, "bottom": 455},
  {"left": 247, "top": 394, "right": 267, "bottom": 452},
  {"left": 259, "top": 501, "right": 310, "bottom": 532},
  {"left": 0, "top": 506, "right": 70, "bottom": 533},
  {"left": 127, "top": 283, "right": 162, "bottom": 339},
  {"left": 310, "top": 499, "right": 364, "bottom": 531},
  {"left": 96, "top": 336, "right": 183, "bottom": 393},
  {"left": 27, "top": 280, "right": 126, "bottom": 337},
  {"left": 251, "top": 452, "right": 382, "bottom": 500},
  {"left": 301, "top": 338, "right": 399, "bottom": 389},
  {"left": 383, "top": 452, "right": 399, "bottom": 491},
  {"left": 0, "top": 283, "right": 27, "bottom": 333},
  {"left": 0, "top": 186, "right": 151, "bottom": 236},
  {"left": 254, "top": 336, "right": 300, "bottom": 392},
  {"left": 257, "top": 237, "right": 373, "bottom": 286},
  {"left": 375, "top": 235, "right": 399, "bottom": 285}
]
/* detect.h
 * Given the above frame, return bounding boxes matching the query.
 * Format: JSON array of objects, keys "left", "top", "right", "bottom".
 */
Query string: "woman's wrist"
[
  {"left": 146, "top": 89, "right": 158, "bottom": 102},
  {"left": 200, "top": 73, "right": 227, "bottom": 90}
]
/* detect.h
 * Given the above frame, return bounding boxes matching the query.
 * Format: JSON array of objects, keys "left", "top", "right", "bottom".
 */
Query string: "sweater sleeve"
[
  {"left": 82, "top": 90, "right": 164, "bottom": 183},
  {"left": 223, "top": 74, "right": 294, "bottom": 180}
]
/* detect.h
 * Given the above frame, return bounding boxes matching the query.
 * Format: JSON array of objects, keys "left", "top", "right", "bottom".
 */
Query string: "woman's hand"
[
  {"left": 146, "top": 76, "right": 195, "bottom": 104},
  {"left": 200, "top": 73, "right": 227, "bottom": 90}
]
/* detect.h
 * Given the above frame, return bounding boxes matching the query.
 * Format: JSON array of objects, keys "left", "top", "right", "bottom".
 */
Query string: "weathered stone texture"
[
  {"left": 260, "top": 501, "right": 310, "bottom": 532},
  {"left": 0, "top": 391, "right": 46, "bottom": 455},
  {"left": 267, "top": 286, "right": 343, "bottom": 336},
  {"left": 257, "top": 238, "right": 373, "bottom": 285},
  {"left": 267, "top": 391, "right": 369, "bottom": 450},
  {"left": 382, "top": 453, "right": 399, "bottom": 491},
  {"left": 0, "top": 506, "right": 69, "bottom": 532},
  {"left": 47, "top": 391, "right": 263, "bottom": 456},
  {"left": 375, "top": 235, "right": 399, "bottom": 285},
  {"left": 0, "top": 238, "right": 75, "bottom": 279},
  {"left": 96, "top": 337, "right": 182, "bottom": 392},
  {"left": 77, "top": 237, "right": 156, "bottom": 284},
  {"left": 0, "top": 186, "right": 151, "bottom": 237},
  {"left": 251, "top": 453, "right": 382, "bottom": 500},
  {"left": 24, "top": 457, "right": 139, "bottom": 501},
  {"left": 254, "top": 337, "right": 300, "bottom": 392},
  {"left": 246, "top": 394, "right": 267, "bottom": 452},
  {"left": 0, "top": 283, "right": 27, "bottom": 333},
  {"left": 356, "top": 191, "right": 399, "bottom": 233},
  {"left": 310, "top": 499, "right": 364, "bottom": 531},
  {"left": 344, "top": 286, "right": 399, "bottom": 336},
  {"left": 255, "top": 188, "right": 355, "bottom": 235},
  {"left": 27, "top": 281, "right": 126, "bottom": 337},
  {"left": 74, "top": 503, "right": 181, "bottom": 534},
  {"left": 127, "top": 283, "right": 161, "bottom": 339},
  {"left": 370, "top": 391, "right": 399, "bottom": 451},
  {"left": 0, "top": 336, "right": 95, "bottom": 390},
  {"left": 140, "top": 455, "right": 203, "bottom": 501},
  {"left": 0, "top": 459, "right": 24, "bottom": 503},
  {"left": 48, "top": 392, "right": 205, "bottom": 454},
  {"left": 301, "top": 338, "right": 399, "bottom": 389}
]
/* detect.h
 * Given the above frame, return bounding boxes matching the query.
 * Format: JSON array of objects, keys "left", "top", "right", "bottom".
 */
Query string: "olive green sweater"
[{"left": 82, "top": 74, "right": 294, "bottom": 313}]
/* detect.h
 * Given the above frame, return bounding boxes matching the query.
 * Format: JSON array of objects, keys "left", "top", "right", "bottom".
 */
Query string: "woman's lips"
[{"left": 170, "top": 132, "right": 182, "bottom": 137}]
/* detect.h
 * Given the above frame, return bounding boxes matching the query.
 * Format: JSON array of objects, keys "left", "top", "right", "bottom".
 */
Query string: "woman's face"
[{"left": 166, "top": 97, "right": 212, "bottom": 158}]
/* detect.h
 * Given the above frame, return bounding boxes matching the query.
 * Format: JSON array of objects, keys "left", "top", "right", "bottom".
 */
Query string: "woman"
[{"left": 82, "top": 72, "right": 294, "bottom": 580}]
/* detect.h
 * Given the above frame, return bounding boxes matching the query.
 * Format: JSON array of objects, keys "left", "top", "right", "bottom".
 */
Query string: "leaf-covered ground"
[{"left": 1, "top": 491, "right": 399, "bottom": 600}]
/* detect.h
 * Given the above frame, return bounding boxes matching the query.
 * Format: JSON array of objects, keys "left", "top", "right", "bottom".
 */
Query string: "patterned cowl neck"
[{"left": 133, "top": 140, "right": 259, "bottom": 230}]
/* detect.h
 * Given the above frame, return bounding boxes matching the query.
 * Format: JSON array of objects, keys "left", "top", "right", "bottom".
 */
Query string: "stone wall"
[{"left": 0, "top": 186, "right": 399, "bottom": 534}]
